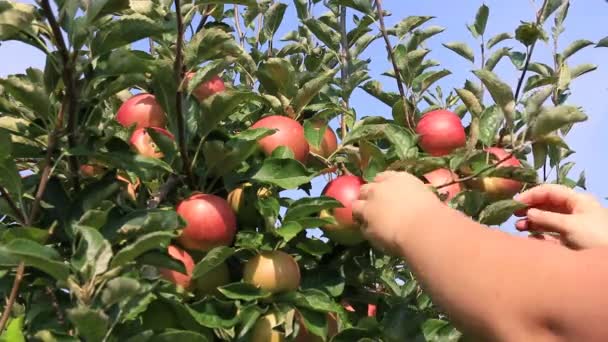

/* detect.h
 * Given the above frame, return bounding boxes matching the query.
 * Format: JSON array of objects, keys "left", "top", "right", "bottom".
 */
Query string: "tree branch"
[
  {"left": 0, "top": 263, "right": 25, "bottom": 332},
  {"left": 174, "top": 0, "right": 196, "bottom": 187},
  {"left": 374, "top": 0, "right": 413, "bottom": 130},
  {"left": 147, "top": 175, "right": 183, "bottom": 209},
  {"left": 0, "top": 187, "right": 25, "bottom": 225},
  {"left": 39, "top": 0, "right": 80, "bottom": 191},
  {"left": 234, "top": 5, "right": 245, "bottom": 48}
]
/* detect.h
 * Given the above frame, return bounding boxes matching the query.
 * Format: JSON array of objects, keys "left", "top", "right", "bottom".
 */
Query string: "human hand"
[
  {"left": 515, "top": 184, "right": 608, "bottom": 250},
  {"left": 352, "top": 171, "right": 442, "bottom": 255}
]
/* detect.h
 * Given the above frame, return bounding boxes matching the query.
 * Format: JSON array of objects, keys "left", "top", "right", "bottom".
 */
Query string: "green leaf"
[
  {"left": 263, "top": 2, "right": 287, "bottom": 38},
  {"left": 218, "top": 282, "right": 272, "bottom": 301},
  {"left": 284, "top": 196, "right": 342, "bottom": 222},
  {"left": 185, "top": 27, "right": 245, "bottom": 68},
  {"left": 478, "top": 106, "right": 503, "bottom": 146},
  {"left": 570, "top": 63, "right": 597, "bottom": 79},
  {"left": 442, "top": 42, "right": 475, "bottom": 63},
  {"left": 479, "top": 200, "right": 526, "bottom": 226},
  {"left": 0, "top": 75, "right": 51, "bottom": 119},
  {"left": 455, "top": 88, "right": 482, "bottom": 116},
  {"left": 303, "top": 18, "right": 340, "bottom": 50},
  {"left": 0, "top": 133, "right": 22, "bottom": 203},
  {"left": 596, "top": 36, "right": 608, "bottom": 48},
  {"left": 137, "top": 251, "right": 186, "bottom": 274},
  {"left": 71, "top": 226, "right": 113, "bottom": 279},
  {"left": 101, "top": 276, "right": 141, "bottom": 307},
  {"left": 199, "top": 90, "right": 258, "bottom": 138},
  {"left": 252, "top": 158, "right": 313, "bottom": 189},
  {"left": 104, "top": 208, "right": 183, "bottom": 240},
  {"left": 257, "top": 58, "right": 297, "bottom": 97},
  {"left": 298, "top": 307, "right": 328, "bottom": 339},
  {"left": 562, "top": 39, "right": 594, "bottom": 60},
  {"left": 303, "top": 120, "right": 326, "bottom": 149},
  {"left": 360, "top": 80, "right": 400, "bottom": 106},
  {"left": 484, "top": 166, "right": 538, "bottom": 184},
  {"left": 67, "top": 307, "right": 109, "bottom": 342},
  {"left": 0, "top": 315, "right": 25, "bottom": 342},
  {"left": 91, "top": 14, "right": 174, "bottom": 56},
  {"left": 485, "top": 47, "right": 511, "bottom": 71},
  {"left": 1, "top": 227, "right": 49, "bottom": 245},
  {"left": 296, "top": 239, "right": 332, "bottom": 258},
  {"left": 473, "top": 4, "right": 489, "bottom": 37},
  {"left": 192, "top": 246, "right": 235, "bottom": 279},
  {"left": 414, "top": 69, "right": 451, "bottom": 95},
  {"left": 388, "top": 16, "right": 434, "bottom": 37},
  {"left": 472, "top": 69, "right": 515, "bottom": 121},
  {"left": 487, "top": 32, "right": 512, "bottom": 49},
  {"left": 0, "top": 239, "right": 69, "bottom": 281},
  {"left": 515, "top": 22, "right": 544, "bottom": 46},
  {"left": 532, "top": 143, "right": 548, "bottom": 170},
  {"left": 331, "top": 0, "right": 372, "bottom": 14},
  {"left": 0, "top": 1, "right": 36, "bottom": 40},
  {"left": 111, "top": 231, "right": 175, "bottom": 268},
  {"left": 181, "top": 297, "right": 239, "bottom": 329},
  {"left": 150, "top": 331, "right": 210, "bottom": 342},
  {"left": 276, "top": 221, "right": 305, "bottom": 242},
  {"left": 541, "top": 0, "right": 565, "bottom": 23},
  {"left": 529, "top": 106, "right": 587, "bottom": 138},
  {"left": 292, "top": 69, "right": 337, "bottom": 114},
  {"left": 524, "top": 86, "right": 554, "bottom": 121}
]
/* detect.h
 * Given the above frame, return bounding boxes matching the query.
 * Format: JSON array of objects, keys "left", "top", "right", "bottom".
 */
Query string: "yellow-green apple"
[{"left": 243, "top": 251, "right": 300, "bottom": 293}]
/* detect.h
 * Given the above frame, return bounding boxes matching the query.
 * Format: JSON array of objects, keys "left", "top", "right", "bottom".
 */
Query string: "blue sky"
[{"left": 2, "top": 0, "right": 607, "bottom": 235}]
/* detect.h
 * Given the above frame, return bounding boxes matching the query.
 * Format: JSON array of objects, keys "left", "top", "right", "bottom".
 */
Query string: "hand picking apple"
[
  {"left": 353, "top": 171, "right": 608, "bottom": 341},
  {"left": 515, "top": 184, "right": 608, "bottom": 249}
]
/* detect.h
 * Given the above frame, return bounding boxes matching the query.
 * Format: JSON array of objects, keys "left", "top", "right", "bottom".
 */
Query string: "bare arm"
[{"left": 353, "top": 172, "right": 608, "bottom": 341}]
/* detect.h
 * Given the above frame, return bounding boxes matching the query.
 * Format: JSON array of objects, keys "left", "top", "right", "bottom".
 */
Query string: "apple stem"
[{"left": 374, "top": 0, "right": 414, "bottom": 130}]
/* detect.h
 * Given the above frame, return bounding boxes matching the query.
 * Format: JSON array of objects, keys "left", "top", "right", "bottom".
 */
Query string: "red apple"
[
  {"left": 243, "top": 250, "right": 301, "bottom": 293},
  {"left": 159, "top": 245, "right": 195, "bottom": 289},
  {"left": 251, "top": 312, "right": 284, "bottom": 342},
  {"left": 79, "top": 164, "right": 105, "bottom": 178},
  {"left": 186, "top": 73, "right": 226, "bottom": 102},
  {"left": 176, "top": 194, "right": 237, "bottom": 251},
  {"left": 308, "top": 122, "right": 338, "bottom": 158},
  {"left": 251, "top": 115, "right": 310, "bottom": 163},
  {"left": 129, "top": 127, "right": 174, "bottom": 159},
  {"left": 320, "top": 175, "right": 366, "bottom": 246},
  {"left": 194, "top": 262, "right": 230, "bottom": 296},
  {"left": 367, "top": 304, "right": 377, "bottom": 317},
  {"left": 116, "top": 93, "right": 166, "bottom": 129},
  {"left": 415, "top": 109, "right": 466, "bottom": 156},
  {"left": 480, "top": 147, "right": 523, "bottom": 199},
  {"left": 423, "top": 168, "right": 462, "bottom": 202}
]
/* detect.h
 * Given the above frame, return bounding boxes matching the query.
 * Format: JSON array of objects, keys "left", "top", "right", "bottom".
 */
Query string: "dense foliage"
[{"left": 0, "top": 0, "right": 604, "bottom": 340}]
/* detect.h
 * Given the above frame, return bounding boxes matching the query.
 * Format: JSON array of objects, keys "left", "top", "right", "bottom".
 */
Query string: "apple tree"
[{"left": 0, "top": 0, "right": 602, "bottom": 340}]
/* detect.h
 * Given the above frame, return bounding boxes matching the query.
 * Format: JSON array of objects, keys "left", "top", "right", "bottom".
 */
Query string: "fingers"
[
  {"left": 352, "top": 200, "right": 366, "bottom": 223},
  {"left": 515, "top": 184, "right": 577, "bottom": 214},
  {"left": 359, "top": 184, "right": 373, "bottom": 200},
  {"left": 373, "top": 171, "right": 399, "bottom": 183},
  {"left": 515, "top": 208, "right": 573, "bottom": 235}
]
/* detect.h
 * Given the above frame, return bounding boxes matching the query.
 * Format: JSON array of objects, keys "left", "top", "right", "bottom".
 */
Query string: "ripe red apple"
[
  {"left": 251, "top": 312, "right": 284, "bottom": 342},
  {"left": 194, "top": 262, "right": 230, "bottom": 296},
  {"left": 116, "top": 93, "right": 166, "bottom": 129},
  {"left": 79, "top": 164, "right": 105, "bottom": 178},
  {"left": 186, "top": 73, "right": 226, "bottom": 102},
  {"left": 308, "top": 122, "right": 338, "bottom": 158},
  {"left": 227, "top": 183, "right": 271, "bottom": 227},
  {"left": 367, "top": 304, "right": 377, "bottom": 317},
  {"left": 129, "top": 127, "right": 174, "bottom": 159},
  {"left": 159, "top": 245, "right": 195, "bottom": 289},
  {"left": 320, "top": 175, "right": 366, "bottom": 246},
  {"left": 176, "top": 194, "right": 237, "bottom": 251},
  {"left": 479, "top": 147, "right": 523, "bottom": 199},
  {"left": 243, "top": 250, "right": 301, "bottom": 293},
  {"left": 251, "top": 115, "right": 310, "bottom": 164},
  {"left": 415, "top": 109, "right": 466, "bottom": 156},
  {"left": 423, "top": 168, "right": 462, "bottom": 202}
]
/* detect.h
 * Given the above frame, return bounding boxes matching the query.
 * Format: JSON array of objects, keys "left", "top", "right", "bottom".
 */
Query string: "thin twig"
[
  {"left": 339, "top": 6, "right": 350, "bottom": 141},
  {"left": 374, "top": 0, "right": 413, "bottom": 130},
  {"left": 174, "top": 0, "right": 196, "bottom": 188},
  {"left": 195, "top": 14, "right": 209, "bottom": 33},
  {"left": 234, "top": 5, "right": 245, "bottom": 48},
  {"left": 147, "top": 175, "right": 183, "bottom": 209},
  {"left": 0, "top": 187, "right": 25, "bottom": 225},
  {"left": 0, "top": 263, "right": 24, "bottom": 332},
  {"left": 39, "top": 0, "right": 80, "bottom": 191}
]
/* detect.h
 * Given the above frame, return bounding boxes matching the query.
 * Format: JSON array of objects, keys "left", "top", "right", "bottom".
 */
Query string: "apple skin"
[
  {"left": 308, "top": 122, "right": 338, "bottom": 158},
  {"left": 176, "top": 194, "right": 237, "bottom": 251},
  {"left": 116, "top": 93, "right": 166, "bottom": 129},
  {"left": 227, "top": 183, "right": 270, "bottom": 228},
  {"left": 79, "top": 164, "right": 105, "bottom": 178},
  {"left": 159, "top": 245, "right": 195, "bottom": 289},
  {"left": 415, "top": 109, "right": 466, "bottom": 156},
  {"left": 480, "top": 147, "right": 523, "bottom": 199},
  {"left": 320, "top": 175, "right": 366, "bottom": 246},
  {"left": 251, "top": 312, "right": 285, "bottom": 342},
  {"left": 129, "top": 127, "right": 174, "bottom": 159},
  {"left": 243, "top": 251, "right": 301, "bottom": 293},
  {"left": 251, "top": 115, "right": 310, "bottom": 164},
  {"left": 423, "top": 168, "right": 462, "bottom": 202},
  {"left": 193, "top": 262, "right": 230, "bottom": 296},
  {"left": 186, "top": 73, "right": 226, "bottom": 102}
]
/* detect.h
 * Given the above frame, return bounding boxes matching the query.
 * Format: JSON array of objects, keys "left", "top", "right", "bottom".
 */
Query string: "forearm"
[{"left": 397, "top": 204, "right": 608, "bottom": 341}]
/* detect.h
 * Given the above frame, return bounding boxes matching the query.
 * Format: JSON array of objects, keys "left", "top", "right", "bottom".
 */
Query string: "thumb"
[{"left": 526, "top": 208, "right": 573, "bottom": 235}]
